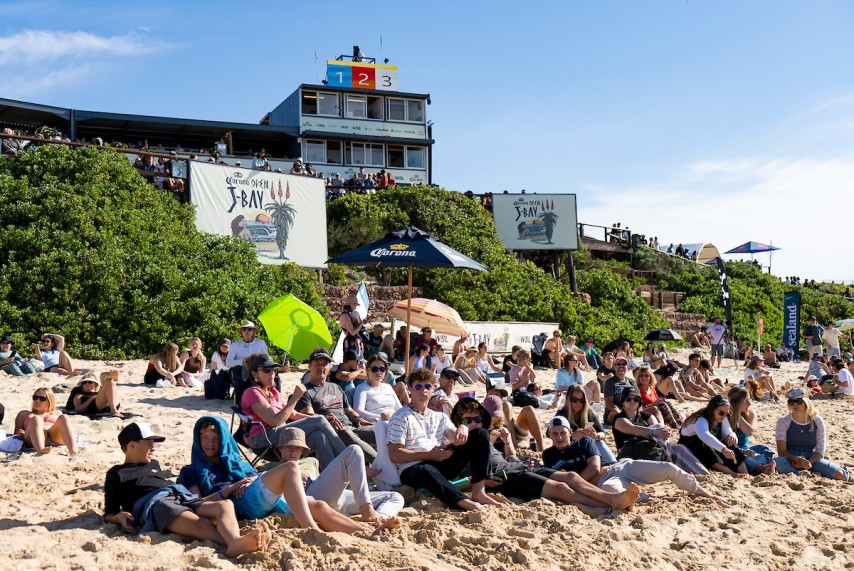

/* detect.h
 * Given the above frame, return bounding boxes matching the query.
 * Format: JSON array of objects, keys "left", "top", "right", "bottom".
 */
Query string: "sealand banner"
[{"left": 189, "top": 161, "right": 328, "bottom": 268}]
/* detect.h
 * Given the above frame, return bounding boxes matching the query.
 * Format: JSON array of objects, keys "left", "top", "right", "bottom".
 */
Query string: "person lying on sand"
[
  {"left": 387, "top": 368, "right": 505, "bottom": 511},
  {"left": 450, "top": 398, "right": 640, "bottom": 512},
  {"left": 179, "top": 417, "right": 396, "bottom": 534},
  {"left": 105, "top": 422, "right": 271, "bottom": 558}
]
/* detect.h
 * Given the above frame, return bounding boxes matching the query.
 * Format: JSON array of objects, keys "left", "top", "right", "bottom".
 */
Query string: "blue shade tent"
[
  {"left": 327, "top": 227, "right": 488, "bottom": 370},
  {"left": 724, "top": 241, "right": 781, "bottom": 254}
]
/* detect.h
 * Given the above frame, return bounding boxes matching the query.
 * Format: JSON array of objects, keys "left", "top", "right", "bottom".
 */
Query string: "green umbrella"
[{"left": 258, "top": 294, "right": 332, "bottom": 362}]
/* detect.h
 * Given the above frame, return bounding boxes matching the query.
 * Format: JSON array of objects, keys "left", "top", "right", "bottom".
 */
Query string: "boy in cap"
[{"left": 104, "top": 422, "right": 271, "bottom": 557}]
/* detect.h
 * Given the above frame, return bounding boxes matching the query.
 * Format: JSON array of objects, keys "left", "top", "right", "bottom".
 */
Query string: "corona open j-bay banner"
[
  {"left": 491, "top": 194, "right": 579, "bottom": 251},
  {"left": 783, "top": 291, "right": 801, "bottom": 353},
  {"left": 189, "top": 162, "right": 328, "bottom": 268}
]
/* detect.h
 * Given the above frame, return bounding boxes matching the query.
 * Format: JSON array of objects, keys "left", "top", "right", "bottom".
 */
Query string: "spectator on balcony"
[
  {"left": 332, "top": 173, "right": 344, "bottom": 188},
  {"left": 305, "top": 163, "right": 316, "bottom": 176},
  {"left": 356, "top": 167, "right": 369, "bottom": 182},
  {"left": 290, "top": 160, "right": 304, "bottom": 175},
  {"left": 252, "top": 149, "right": 271, "bottom": 171}
]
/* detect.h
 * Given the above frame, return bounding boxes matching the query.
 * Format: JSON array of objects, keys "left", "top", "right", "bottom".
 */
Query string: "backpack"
[
  {"left": 512, "top": 389, "right": 540, "bottom": 408},
  {"left": 617, "top": 436, "right": 668, "bottom": 462},
  {"left": 204, "top": 369, "right": 232, "bottom": 400}
]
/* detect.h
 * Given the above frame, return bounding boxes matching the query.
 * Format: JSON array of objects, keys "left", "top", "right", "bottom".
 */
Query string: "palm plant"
[
  {"left": 264, "top": 181, "right": 297, "bottom": 259},
  {"left": 541, "top": 211, "right": 559, "bottom": 244}
]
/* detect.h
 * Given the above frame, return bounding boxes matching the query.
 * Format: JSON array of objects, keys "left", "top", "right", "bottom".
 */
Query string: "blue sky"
[{"left": 2, "top": 1, "right": 852, "bottom": 281}]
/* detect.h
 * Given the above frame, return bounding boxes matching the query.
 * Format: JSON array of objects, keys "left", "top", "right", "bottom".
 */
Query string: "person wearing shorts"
[{"left": 706, "top": 318, "right": 727, "bottom": 367}]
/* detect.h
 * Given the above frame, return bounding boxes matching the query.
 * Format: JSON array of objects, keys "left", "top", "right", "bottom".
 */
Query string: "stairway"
[
  {"left": 322, "top": 284, "right": 423, "bottom": 323},
  {"left": 656, "top": 310, "right": 708, "bottom": 340}
]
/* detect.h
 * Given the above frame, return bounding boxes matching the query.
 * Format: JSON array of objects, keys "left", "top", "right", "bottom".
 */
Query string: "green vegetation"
[{"left": 0, "top": 145, "right": 325, "bottom": 359}]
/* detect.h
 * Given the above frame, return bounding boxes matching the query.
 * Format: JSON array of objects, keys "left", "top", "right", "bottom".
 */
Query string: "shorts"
[
  {"left": 710, "top": 344, "right": 723, "bottom": 358},
  {"left": 149, "top": 493, "right": 204, "bottom": 533},
  {"left": 234, "top": 475, "right": 292, "bottom": 519},
  {"left": 496, "top": 470, "right": 550, "bottom": 501}
]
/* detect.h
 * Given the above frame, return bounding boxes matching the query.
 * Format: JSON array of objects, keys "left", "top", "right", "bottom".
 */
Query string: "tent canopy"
[{"left": 681, "top": 243, "right": 721, "bottom": 265}]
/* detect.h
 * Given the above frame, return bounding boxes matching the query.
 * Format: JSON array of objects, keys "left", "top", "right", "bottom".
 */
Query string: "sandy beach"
[{"left": 1, "top": 348, "right": 852, "bottom": 571}]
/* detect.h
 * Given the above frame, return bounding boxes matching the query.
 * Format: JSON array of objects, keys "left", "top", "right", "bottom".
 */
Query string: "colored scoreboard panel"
[{"left": 326, "top": 60, "right": 398, "bottom": 91}]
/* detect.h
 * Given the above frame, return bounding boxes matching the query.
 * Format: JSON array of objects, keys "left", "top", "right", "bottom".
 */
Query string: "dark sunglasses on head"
[
  {"left": 370, "top": 365, "right": 387, "bottom": 373},
  {"left": 569, "top": 396, "right": 585, "bottom": 404},
  {"left": 413, "top": 383, "right": 433, "bottom": 391},
  {"left": 461, "top": 416, "right": 483, "bottom": 425},
  {"left": 32, "top": 395, "right": 48, "bottom": 401},
  {"left": 623, "top": 396, "right": 641, "bottom": 403}
]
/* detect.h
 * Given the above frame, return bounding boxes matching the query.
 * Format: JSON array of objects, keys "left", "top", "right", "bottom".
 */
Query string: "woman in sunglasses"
[
  {"left": 31, "top": 333, "right": 83, "bottom": 376},
  {"left": 353, "top": 354, "right": 402, "bottom": 422},
  {"left": 66, "top": 369, "right": 121, "bottom": 417},
  {"left": 555, "top": 386, "right": 617, "bottom": 464},
  {"left": 775, "top": 388, "right": 848, "bottom": 480},
  {"left": 612, "top": 387, "right": 668, "bottom": 460},
  {"left": 14, "top": 387, "right": 79, "bottom": 455},
  {"left": 678, "top": 395, "right": 748, "bottom": 476}
]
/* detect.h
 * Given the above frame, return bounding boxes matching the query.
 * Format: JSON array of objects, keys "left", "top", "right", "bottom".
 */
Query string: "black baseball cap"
[
  {"left": 118, "top": 422, "right": 165, "bottom": 446},
  {"left": 249, "top": 355, "right": 278, "bottom": 371},
  {"left": 309, "top": 348, "right": 332, "bottom": 362}
]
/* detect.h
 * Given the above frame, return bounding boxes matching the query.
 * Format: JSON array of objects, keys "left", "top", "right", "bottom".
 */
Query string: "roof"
[
  {"left": 299, "top": 84, "right": 430, "bottom": 100},
  {"left": 0, "top": 97, "right": 71, "bottom": 129}
]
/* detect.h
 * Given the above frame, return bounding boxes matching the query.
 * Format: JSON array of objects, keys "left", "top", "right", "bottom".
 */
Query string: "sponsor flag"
[
  {"left": 783, "top": 291, "right": 801, "bottom": 353},
  {"left": 715, "top": 257, "right": 733, "bottom": 338}
]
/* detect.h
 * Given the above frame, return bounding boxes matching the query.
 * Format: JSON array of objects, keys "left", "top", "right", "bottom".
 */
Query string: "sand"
[{"left": 1, "top": 349, "right": 853, "bottom": 571}]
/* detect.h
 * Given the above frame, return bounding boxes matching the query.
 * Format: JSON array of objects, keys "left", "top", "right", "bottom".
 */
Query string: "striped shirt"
[{"left": 386, "top": 405, "right": 453, "bottom": 472}]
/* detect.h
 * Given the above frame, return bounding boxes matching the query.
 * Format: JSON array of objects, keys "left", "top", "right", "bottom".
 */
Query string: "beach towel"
[{"left": 188, "top": 416, "right": 254, "bottom": 496}]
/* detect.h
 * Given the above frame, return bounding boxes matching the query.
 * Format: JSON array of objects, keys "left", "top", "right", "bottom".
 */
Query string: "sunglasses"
[
  {"left": 569, "top": 396, "right": 585, "bottom": 404},
  {"left": 788, "top": 399, "right": 805, "bottom": 406},
  {"left": 623, "top": 396, "right": 641, "bottom": 403},
  {"left": 441, "top": 375, "right": 459, "bottom": 381},
  {"left": 241, "top": 327, "right": 254, "bottom": 331},
  {"left": 81, "top": 380, "right": 97, "bottom": 385},
  {"left": 370, "top": 366, "right": 387, "bottom": 373},
  {"left": 413, "top": 383, "right": 433, "bottom": 392},
  {"left": 41, "top": 339, "right": 51, "bottom": 343},
  {"left": 261, "top": 366, "right": 277, "bottom": 373},
  {"left": 32, "top": 395, "right": 48, "bottom": 402},
  {"left": 715, "top": 409, "right": 728, "bottom": 417},
  {"left": 461, "top": 416, "right": 483, "bottom": 425}
]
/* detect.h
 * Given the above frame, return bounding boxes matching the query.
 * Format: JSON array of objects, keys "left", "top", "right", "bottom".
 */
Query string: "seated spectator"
[
  {"left": 775, "top": 389, "right": 848, "bottom": 480},
  {"left": 393, "top": 325, "right": 409, "bottom": 361},
  {"left": 276, "top": 427, "right": 403, "bottom": 525},
  {"left": 209, "top": 338, "right": 230, "bottom": 373},
  {"left": 297, "top": 349, "right": 377, "bottom": 463},
  {"left": 508, "top": 349, "right": 537, "bottom": 393},
  {"left": 542, "top": 330, "right": 565, "bottom": 369},
  {"left": 475, "top": 342, "right": 503, "bottom": 380},
  {"left": 144, "top": 343, "right": 186, "bottom": 387},
  {"left": 408, "top": 344, "right": 435, "bottom": 377},
  {"left": 428, "top": 367, "right": 462, "bottom": 415},
  {"left": 555, "top": 386, "right": 617, "bottom": 464},
  {"left": 483, "top": 394, "right": 544, "bottom": 453},
  {"left": 642, "top": 342, "right": 666, "bottom": 369},
  {"left": 352, "top": 354, "right": 402, "bottom": 421},
  {"left": 541, "top": 417, "right": 602, "bottom": 482},
  {"left": 305, "top": 163, "right": 316, "bottom": 176},
  {"left": 66, "top": 370, "right": 121, "bottom": 417},
  {"left": 727, "top": 386, "right": 776, "bottom": 475},
  {"left": 226, "top": 321, "right": 269, "bottom": 370},
  {"left": 603, "top": 356, "right": 638, "bottom": 425},
  {"left": 611, "top": 387, "right": 669, "bottom": 461},
  {"left": 414, "top": 327, "right": 438, "bottom": 355},
  {"left": 289, "top": 160, "right": 304, "bottom": 175},
  {"left": 454, "top": 347, "right": 485, "bottom": 385},
  {"left": 32, "top": 333, "right": 84, "bottom": 376},
  {"left": 635, "top": 365, "right": 682, "bottom": 427},
  {"left": 762, "top": 344, "right": 779, "bottom": 368},
  {"left": 743, "top": 356, "right": 779, "bottom": 401},
  {"left": 432, "top": 344, "right": 453, "bottom": 377},
  {"left": 0, "top": 334, "right": 37, "bottom": 375},
  {"left": 333, "top": 350, "right": 368, "bottom": 402},
  {"left": 829, "top": 359, "right": 853, "bottom": 395},
  {"left": 240, "top": 354, "right": 345, "bottom": 470},
  {"left": 777, "top": 342, "right": 795, "bottom": 362},
  {"left": 450, "top": 399, "right": 640, "bottom": 510},
  {"left": 687, "top": 328, "right": 709, "bottom": 348},
  {"left": 678, "top": 395, "right": 748, "bottom": 477},
  {"left": 105, "top": 422, "right": 271, "bottom": 556},
  {"left": 502, "top": 345, "right": 520, "bottom": 373},
  {"left": 555, "top": 353, "right": 601, "bottom": 405},
  {"left": 387, "top": 368, "right": 504, "bottom": 510},
  {"left": 452, "top": 332, "right": 470, "bottom": 361},
  {"left": 331, "top": 173, "right": 344, "bottom": 188},
  {"left": 1, "top": 128, "right": 21, "bottom": 155},
  {"left": 179, "top": 337, "right": 208, "bottom": 388},
  {"left": 364, "top": 324, "right": 386, "bottom": 359},
  {"left": 14, "top": 387, "right": 79, "bottom": 455}
]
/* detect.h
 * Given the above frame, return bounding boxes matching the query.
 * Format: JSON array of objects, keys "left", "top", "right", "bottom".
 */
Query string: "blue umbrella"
[
  {"left": 724, "top": 241, "right": 780, "bottom": 254},
  {"left": 327, "top": 227, "right": 488, "bottom": 370}
]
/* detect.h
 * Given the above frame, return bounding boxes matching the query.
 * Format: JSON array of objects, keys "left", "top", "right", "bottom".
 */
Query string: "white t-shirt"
[
  {"left": 707, "top": 325, "right": 727, "bottom": 345},
  {"left": 433, "top": 354, "right": 452, "bottom": 376},
  {"left": 743, "top": 367, "right": 764, "bottom": 383},
  {"left": 225, "top": 338, "right": 269, "bottom": 369},
  {"left": 836, "top": 367, "right": 854, "bottom": 395},
  {"left": 823, "top": 329, "right": 843, "bottom": 350},
  {"left": 352, "top": 382, "right": 402, "bottom": 421},
  {"left": 386, "top": 405, "right": 453, "bottom": 472},
  {"left": 210, "top": 351, "right": 226, "bottom": 371}
]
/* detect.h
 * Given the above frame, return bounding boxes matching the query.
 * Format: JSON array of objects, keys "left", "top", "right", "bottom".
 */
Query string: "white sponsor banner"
[
  {"left": 492, "top": 194, "right": 579, "bottom": 251},
  {"left": 189, "top": 162, "right": 328, "bottom": 268},
  {"left": 392, "top": 321, "right": 558, "bottom": 354},
  {"left": 301, "top": 116, "right": 427, "bottom": 139}
]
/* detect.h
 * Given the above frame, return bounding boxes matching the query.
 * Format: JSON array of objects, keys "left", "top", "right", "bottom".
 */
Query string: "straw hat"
[{"left": 236, "top": 320, "right": 260, "bottom": 333}]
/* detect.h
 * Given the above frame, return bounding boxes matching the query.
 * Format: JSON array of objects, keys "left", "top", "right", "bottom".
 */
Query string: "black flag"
[{"left": 715, "top": 257, "right": 733, "bottom": 338}]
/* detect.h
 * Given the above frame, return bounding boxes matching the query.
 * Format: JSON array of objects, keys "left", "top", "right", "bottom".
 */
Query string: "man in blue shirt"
[{"left": 803, "top": 316, "right": 825, "bottom": 357}]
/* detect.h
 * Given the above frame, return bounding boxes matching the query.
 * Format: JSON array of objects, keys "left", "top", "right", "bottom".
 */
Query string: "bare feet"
[
  {"left": 470, "top": 491, "right": 505, "bottom": 508},
  {"left": 755, "top": 461, "right": 776, "bottom": 475},
  {"left": 455, "top": 499, "right": 483, "bottom": 511},
  {"left": 225, "top": 521, "right": 272, "bottom": 557},
  {"left": 609, "top": 483, "right": 641, "bottom": 511},
  {"left": 359, "top": 504, "right": 385, "bottom": 523},
  {"left": 376, "top": 516, "right": 402, "bottom": 530},
  {"left": 36, "top": 446, "right": 52, "bottom": 456}
]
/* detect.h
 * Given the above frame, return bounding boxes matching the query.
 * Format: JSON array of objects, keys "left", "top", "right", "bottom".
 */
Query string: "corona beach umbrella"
[
  {"left": 258, "top": 294, "right": 332, "bottom": 362},
  {"left": 387, "top": 298, "right": 468, "bottom": 337},
  {"left": 327, "top": 227, "right": 488, "bottom": 372}
]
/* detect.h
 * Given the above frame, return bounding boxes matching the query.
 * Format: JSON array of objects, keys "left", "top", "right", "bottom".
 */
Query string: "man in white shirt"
[
  {"left": 706, "top": 318, "right": 727, "bottom": 368},
  {"left": 832, "top": 360, "right": 854, "bottom": 395},
  {"left": 225, "top": 320, "right": 269, "bottom": 369},
  {"left": 822, "top": 322, "right": 848, "bottom": 359},
  {"left": 387, "top": 369, "right": 502, "bottom": 510}
]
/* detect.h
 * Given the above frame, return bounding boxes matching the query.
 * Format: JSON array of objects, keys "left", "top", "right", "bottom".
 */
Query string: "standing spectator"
[
  {"left": 706, "top": 317, "right": 728, "bottom": 368},
  {"left": 252, "top": 149, "right": 271, "bottom": 171},
  {"left": 823, "top": 322, "right": 847, "bottom": 359},
  {"left": 356, "top": 166, "right": 368, "bottom": 182},
  {"left": 802, "top": 316, "right": 825, "bottom": 357}
]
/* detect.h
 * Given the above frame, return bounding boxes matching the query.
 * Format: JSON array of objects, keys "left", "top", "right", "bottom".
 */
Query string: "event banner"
[
  {"left": 715, "top": 257, "right": 733, "bottom": 337},
  {"left": 393, "top": 321, "right": 559, "bottom": 354},
  {"left": 491, "top": 194, "right": 579, "bottom": 251},
  {"left": 189, "top": 162, "right": 328, "bottom": 268},
  {"left": 783, "top": 291, "right": 801, "bottom": 353}
]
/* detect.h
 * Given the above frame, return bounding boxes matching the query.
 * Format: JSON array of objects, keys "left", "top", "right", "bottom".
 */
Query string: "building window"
[
  {"left": 388, "top": 145, "right": 425, "bottom": 169},
  {"left": 303, "top": 91, "right": 340, "bottom": 116},
  {"left": 346, "top": 142, "right": 384, "bottom": 166},
  {"left": 387, "top": 98, "right": 425, "bottom": 123},
  {"left": 367, "top": 96, "right": 384, "bottom": 120},
  {"left": 305, "top": 140, "right": 325, "bottom": 163},
  {"left": 345, "top": 94, "right": 367, "bottom": 118},
  {"left": 327, "top": 141, "right": 342, "bottom": 164}
]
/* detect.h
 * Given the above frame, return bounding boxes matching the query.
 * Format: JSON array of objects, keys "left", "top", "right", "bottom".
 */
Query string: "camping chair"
[{"left": 230, "top": 405, "right": 276, "bottom": 468}]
